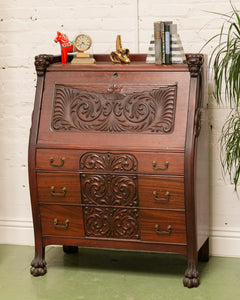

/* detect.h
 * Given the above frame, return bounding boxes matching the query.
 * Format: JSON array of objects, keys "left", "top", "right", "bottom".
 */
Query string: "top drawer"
[
  {"left": 37, "top": 71, "right": 190, "bottom": 150},
  {"left": 36, "top": 149, "right": 184, "bottom": 175}
]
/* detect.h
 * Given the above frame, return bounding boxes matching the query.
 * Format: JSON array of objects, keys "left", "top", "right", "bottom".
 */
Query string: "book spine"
[
  {"left": 154, "top": 22, "right": 162, "bottom": 64},
  {"left": 165, "top": 23, "right": 171, "bottom": 64},
  {"left": 160, "top": 22, "right": 165, "bottom": 64}
]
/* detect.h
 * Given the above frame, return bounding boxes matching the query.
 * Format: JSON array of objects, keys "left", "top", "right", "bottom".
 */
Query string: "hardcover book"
[
  {"left": 146, "top": 21, "right": 186, "bottom": 64},
  {"left": 165, "top": 23, "right": 171, "bottom": 64},
  {"left": 154, "top": 22, "right": 163, "bottom": 64}
]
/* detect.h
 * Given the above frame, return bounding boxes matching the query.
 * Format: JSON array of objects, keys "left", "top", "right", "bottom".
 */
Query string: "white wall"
[{"left": 0, "top": 0, "right": 240, "bottom": 257}]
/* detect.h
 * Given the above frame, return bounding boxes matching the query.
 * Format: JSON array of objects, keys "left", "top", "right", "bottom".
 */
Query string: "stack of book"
[{"left": 146, "top": 21, "right": 186, "bottom": 65}]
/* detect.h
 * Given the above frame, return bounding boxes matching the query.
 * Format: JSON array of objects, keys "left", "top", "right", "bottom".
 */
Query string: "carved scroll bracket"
[
  {"left": 35, "top": 54, "right": 54, "bottom": 76},
  {"left": 186, "top": 54, "right": 204, "bottom": 77},
  {"left": 194, "top": 108, "right": 202, "bottom": 138}
]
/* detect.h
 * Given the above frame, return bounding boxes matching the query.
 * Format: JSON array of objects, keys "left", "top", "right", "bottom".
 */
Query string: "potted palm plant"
[{"left": 203, "top": 1, "right": 240, "bottom": 190}]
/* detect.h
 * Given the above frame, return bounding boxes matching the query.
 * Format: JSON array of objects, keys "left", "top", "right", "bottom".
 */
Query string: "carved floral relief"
[
  {"left": 80, "top": 151, "right": 140, "bottom": 240},
  {"left": 80, "top": 152, "right": 137, "bottom": 172},
  {"left": 81, "top": 174, "right": 138, "bottom": 207},
  {"left": 52, "top": 84, "right": 177, "bottom": 134},
  {"left": 83, "top": 206, "right": 140, "bottom": 239}
]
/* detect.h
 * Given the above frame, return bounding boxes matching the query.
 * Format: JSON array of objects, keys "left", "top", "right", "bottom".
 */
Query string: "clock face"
[{"left": 74, "top": 34, "right": 92, "bottom": 52}]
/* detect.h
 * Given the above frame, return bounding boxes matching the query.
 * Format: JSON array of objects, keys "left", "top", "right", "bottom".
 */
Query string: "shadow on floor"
[{"left": 45, "top": 246, "right": 209, "bottom": 278}]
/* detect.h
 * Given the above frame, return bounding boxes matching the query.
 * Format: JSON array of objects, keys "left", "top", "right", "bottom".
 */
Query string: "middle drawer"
[
  {"left": 37, "top": 173, "right": 81, "bottom": 204},
  {"left": 138, "top": 176, "right": 185, "bottom": 210},
  {"left": 37, "top": 173, "right": 185, "bottom": 210}
]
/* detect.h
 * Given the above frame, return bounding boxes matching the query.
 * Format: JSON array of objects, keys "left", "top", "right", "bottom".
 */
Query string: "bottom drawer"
[
  {"left": 40, "top": 205, "right": 84, "bottom": 237},
  {"left": 140, "top": 210, "right": 186, "bottom": 244}
]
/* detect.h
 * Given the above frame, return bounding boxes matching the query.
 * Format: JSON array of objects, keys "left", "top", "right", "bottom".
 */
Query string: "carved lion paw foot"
[
  {"left": 30, "top": 258, "right": 47, "bottom": 276},
  {"left": 183, "top": 269, "right": 199, "bottom": 288}
]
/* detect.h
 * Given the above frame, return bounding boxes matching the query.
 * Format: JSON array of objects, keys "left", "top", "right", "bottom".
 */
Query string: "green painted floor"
[{"left": 0, "top": 244, "right": 240, "bottom": 300}]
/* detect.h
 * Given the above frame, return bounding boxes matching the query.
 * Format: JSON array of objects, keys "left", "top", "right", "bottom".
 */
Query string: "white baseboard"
[
  {"left": 210, "top": 227, "right": 240, "bottom": 257},
  {"left": 0, "top": 220, "right": 240, "bottom": 257},
  {"left": 0, "top": 219, "right": 34, "bottom": 246}
]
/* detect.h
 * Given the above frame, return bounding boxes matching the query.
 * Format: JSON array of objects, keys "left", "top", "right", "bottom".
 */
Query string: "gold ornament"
[{"left": 110, "top": 35, "right": 130, "bottom": 64}]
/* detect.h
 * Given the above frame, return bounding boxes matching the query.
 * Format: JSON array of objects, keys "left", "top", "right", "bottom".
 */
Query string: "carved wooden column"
[{"left": 183, "top": 53, "right": 204, "bottom": 287}]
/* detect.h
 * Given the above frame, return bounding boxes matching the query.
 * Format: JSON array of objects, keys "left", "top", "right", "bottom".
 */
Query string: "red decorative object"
[{"left": 54, "top": 31, "right": 73, "bottom": 64}]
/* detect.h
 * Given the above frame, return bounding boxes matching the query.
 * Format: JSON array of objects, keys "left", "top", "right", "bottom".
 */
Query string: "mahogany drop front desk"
[{"left": 29, "top": 54, "right": 209, "bottom": 288}]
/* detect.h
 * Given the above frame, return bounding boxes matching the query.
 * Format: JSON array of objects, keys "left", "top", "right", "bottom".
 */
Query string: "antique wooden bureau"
[{"left": 29, "top": 53, "right": 209, "bottom": 287}]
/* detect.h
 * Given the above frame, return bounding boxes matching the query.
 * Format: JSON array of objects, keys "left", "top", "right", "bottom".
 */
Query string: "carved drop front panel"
[
  {"left": 52, "top": 84, "right": 177, "bottom": 134},
  {"left": 80, "top": 152, "right": 140, "bottom": 240}
]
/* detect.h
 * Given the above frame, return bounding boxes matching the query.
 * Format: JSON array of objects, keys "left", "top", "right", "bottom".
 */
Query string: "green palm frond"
[
  {"left": 202, "top": 1, "right": 240, "bottom": 108},
  {"left": 220, "top": 110, "right": 240, "bottom": 190},
  {"left": 202, "top": 1, "right": 240, "bottom": 190}
]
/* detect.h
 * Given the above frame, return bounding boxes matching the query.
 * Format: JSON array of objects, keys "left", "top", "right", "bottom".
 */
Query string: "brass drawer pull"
[
  {"left": 153, "top": 191, "right": 170, "bottom": 202},
  {"left": 51, "top": 186, "right": 66, "bottom": 197},
  {"left": 152, "top": 160, "right": 169, "bottom": 171},
  {"left": 50, "top": 157, "right": 65, "bottom": 167},
  {"left": 54, "top": 218, "right": 69, "bottom": 229},
  {"left": 155, "top": 224, "right": 172, "bottom": 235}
]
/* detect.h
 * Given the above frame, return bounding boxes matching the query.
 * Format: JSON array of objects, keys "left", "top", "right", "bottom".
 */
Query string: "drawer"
[
  {"left": 36, "top": 149, "right": 184, "bottom": 175},
  {"left": 138, "top": 177, "right": 185, "bottom": 210},
  {"left": 36, "top": 149, "right": 84, "bottom": 170},
  {"left": 40, "top": 205, "right": 84, "bottom": 237},
  {"left": 136, "top": 152, "right": 184, "bottom": 175},
  {"left": 37, "top": 173, "right": 81, "bottom": 204},
  {"left": 140, "top": 210, "right": 186, "bottom": 244}
]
